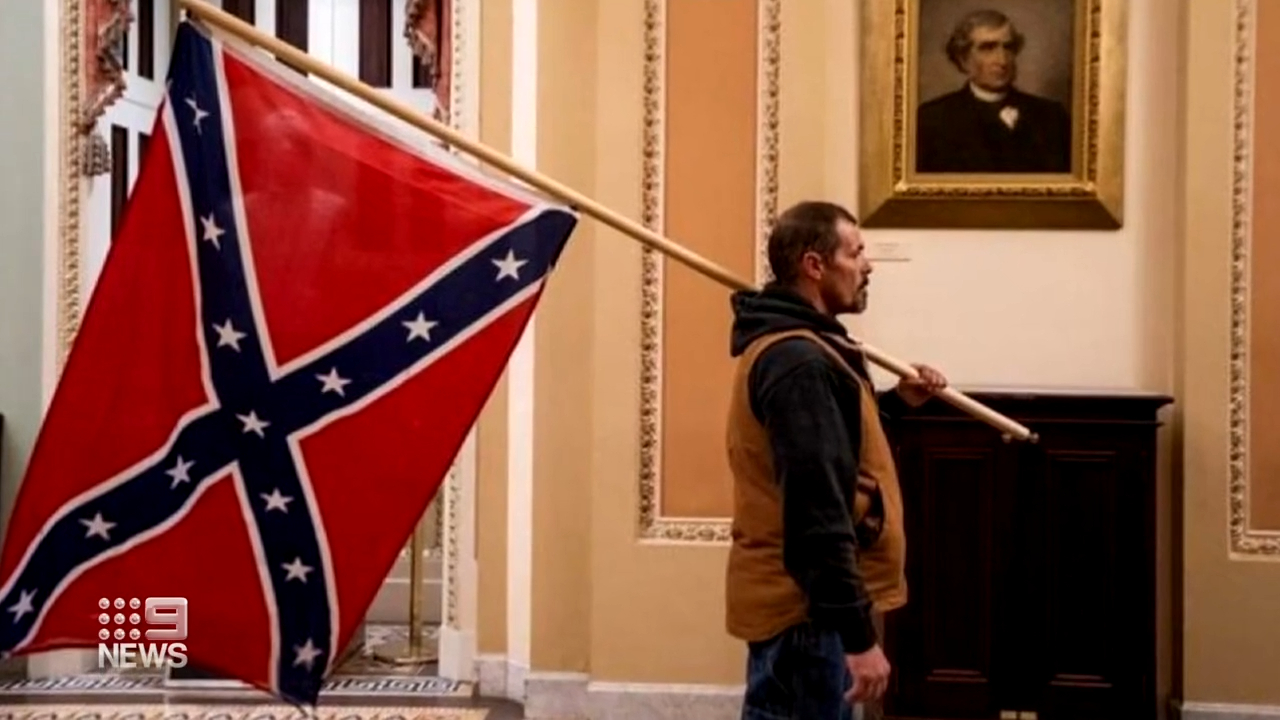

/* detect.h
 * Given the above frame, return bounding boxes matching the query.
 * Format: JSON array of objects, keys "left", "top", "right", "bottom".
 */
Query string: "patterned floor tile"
[
  {"left": 337, "top": 625, "right": 439, "bottom": 678},
  {"left": 0, "top": 675, "right": 471, "bottom": 700},
  {"left": 0, "top": 705, "right": 487, "bottom": 719}
]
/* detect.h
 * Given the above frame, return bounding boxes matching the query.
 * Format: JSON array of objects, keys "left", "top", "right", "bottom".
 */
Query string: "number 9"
[{"left": 145, "top": 597, "right": 188, "bottom": 641}]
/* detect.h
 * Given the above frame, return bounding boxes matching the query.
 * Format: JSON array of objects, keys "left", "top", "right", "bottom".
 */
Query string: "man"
[
  {"left": 915, "top": 9, "right": 1072, "bottom": 173},
  {"left": 725, "top": 201, "right": 947, "bottom": 719}
]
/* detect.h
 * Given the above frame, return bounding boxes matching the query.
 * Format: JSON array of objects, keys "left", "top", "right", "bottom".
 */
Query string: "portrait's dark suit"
[{"left": 915, "top": 85, "right": 1071, "bottom": 173}]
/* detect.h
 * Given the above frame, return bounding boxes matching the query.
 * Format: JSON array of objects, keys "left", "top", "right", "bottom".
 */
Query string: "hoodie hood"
[{"left": 729, "top": 283, "right": 850, "bottom": 357}]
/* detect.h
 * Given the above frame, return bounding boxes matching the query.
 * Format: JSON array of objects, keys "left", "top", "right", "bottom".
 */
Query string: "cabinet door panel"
[
  {"left": 1019, "top": 428, "right": 1154, "bottom": 720},
  {"left": 886, "top": 422, "right": 1013, "bottom": 720}
]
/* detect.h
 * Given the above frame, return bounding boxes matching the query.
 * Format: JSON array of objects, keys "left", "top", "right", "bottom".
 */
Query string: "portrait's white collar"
[{"left": 968, "top": 82, "right": 1008, "bottom": 103}]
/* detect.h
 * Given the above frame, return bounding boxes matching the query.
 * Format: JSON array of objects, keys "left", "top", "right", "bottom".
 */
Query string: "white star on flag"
[
  {"left": 261, "top": 488, "right": 293, "bottom": 513},
  {"left": 293, "top": 639, "right": 323, "bottom": 670},
  {"left": 166, "top": 456, "right": 194, "bottom": 489},
  {"left": 492, "top": 249, "right": 528, "bottom": 281},
  {"left": 185, "top": 95, "right": 210, "bottom": 133},
  {"left": 402, "top": 312, "right": 438, "bottom": 342},
  {"left": 200, "top": 213, "right": 225, "bottom": 249},
  {"left": 237, "top": 411, "right": 270, "bottom": 438},
  {"left": 282, "top": 557, "right": 313, "bottom": 583},
  {"left": 316, "top": 367, "right": 351, "bottom": 396},
  {"left": 6, "top": 590, "right": 35, "bottom": 621},
  {"left": 213, "top": 319, "right": 247, "bottom": 351},
  {"left": 80, "top": 513, "right": 115, "bottom": 541}
]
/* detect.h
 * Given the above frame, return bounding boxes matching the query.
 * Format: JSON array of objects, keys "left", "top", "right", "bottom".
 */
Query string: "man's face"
[
  {"left": 816, "top": 220, "right": 873, "bottom": 315},
  {"left": 962, "top": 23, "right": 1018, "bottom": 92}
]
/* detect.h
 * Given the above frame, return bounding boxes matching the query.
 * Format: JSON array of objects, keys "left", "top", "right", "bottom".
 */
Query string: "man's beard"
[{"left": 850, "top": 283, "right": 869, "bottom": 313}]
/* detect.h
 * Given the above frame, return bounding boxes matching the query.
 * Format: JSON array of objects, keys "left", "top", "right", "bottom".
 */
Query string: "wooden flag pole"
[{"left": 175, "top": 0, "right": 1038, "bottom": 444}]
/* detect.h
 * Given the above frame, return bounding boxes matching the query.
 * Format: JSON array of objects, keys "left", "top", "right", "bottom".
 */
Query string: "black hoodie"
[{"left": 728, "top": 283, "right": 880, "bottom": 654}]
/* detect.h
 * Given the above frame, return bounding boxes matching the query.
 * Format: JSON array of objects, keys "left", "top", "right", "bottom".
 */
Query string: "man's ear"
[{"left": 798, "top": 251, "right": 824, "bottom": 280}]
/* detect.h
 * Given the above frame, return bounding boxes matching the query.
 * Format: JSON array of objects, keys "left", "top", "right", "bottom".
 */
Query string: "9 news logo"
[{"left": 95, "top": 596, "right": 189, "bottom": 669}]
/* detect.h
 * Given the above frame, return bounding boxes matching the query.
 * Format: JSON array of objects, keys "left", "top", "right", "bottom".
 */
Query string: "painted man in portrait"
[{"left": 915, "top": 9, "right": 1072, "bottom": 174}]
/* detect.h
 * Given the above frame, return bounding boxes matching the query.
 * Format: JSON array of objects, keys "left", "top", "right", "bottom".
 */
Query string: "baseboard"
[
  {"left": 474, "top": 653, "right": 528, "bottom": 703},
  {"left": 1181, "top": 702, "right": 1280, "bottom": 720},
  {"left": 25, "top": 650, "right": 95, "bottom": 678},
  {"left": 520, "top": 673, "right": 744, "bottom": 720},
  {"left": 583, "top": 681, "right": 744, "bottom": 720},
  {"left": 437, "top": 626, "right": 477, "bottom": 682},
  {"left": 524, "top": 671, "right": 589, "bottom": 719},
  {"left": 472, "top": 654, "right": 746, "bottom": 719}
]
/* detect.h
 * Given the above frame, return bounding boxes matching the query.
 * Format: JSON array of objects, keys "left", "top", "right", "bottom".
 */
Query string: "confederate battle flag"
[{"left": 0, "top": 19, "right": 576, "bottom": 705}]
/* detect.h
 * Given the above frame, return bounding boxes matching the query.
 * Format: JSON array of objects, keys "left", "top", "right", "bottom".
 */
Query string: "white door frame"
[{"left": 432, "top": 0, "right": 482, "bottom": 682}]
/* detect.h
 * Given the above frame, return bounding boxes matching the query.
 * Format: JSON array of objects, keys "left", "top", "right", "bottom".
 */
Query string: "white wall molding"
[
  {"left": 39, "top": 0, "right": 61, "bottom": 411},
  {"left": 473, "top": 653, "right": 529, "bottom": 703},
  {"left": 505, "top": 0, "right": 538, "bottom": 674},
  {"left": 1181, "top": 702, "right": 1280, "bottom": 720},
  {"left": 524, "top": 671, "right": 589, "bottom": 719},
  {"left": 512, "top": 670, "right": 746, "bottom": 720},
  {"left": 474, "top": 655, "right": 747, "bottom": 720}
]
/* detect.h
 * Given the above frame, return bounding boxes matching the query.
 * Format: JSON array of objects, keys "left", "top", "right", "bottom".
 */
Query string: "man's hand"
[
  {"left": 896, "top": 363, "right": 947, "bottom": 407},
  {"left": 844, "top": 644, "right": 891, "bottom": 704}
]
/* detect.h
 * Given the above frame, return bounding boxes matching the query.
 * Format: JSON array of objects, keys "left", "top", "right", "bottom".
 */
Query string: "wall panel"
[
  {"left": 1182, "top": 0, "right": 1280, "bottom": 704},
  {"left": 638, "top": 0, "right": 779, "bottom": 542},
  {"left": 657, "top": 0, "right": 758, "bottom": 521},
  {"left": 1242, "top": 0, "right": 1280, "bottom": 537}
]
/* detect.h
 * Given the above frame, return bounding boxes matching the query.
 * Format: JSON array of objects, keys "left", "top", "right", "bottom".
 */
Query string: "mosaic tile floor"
[
  {"left": 339, "top": 625, "right": 440, "bottom": 678},
  {"left": 0, "top": 625, "right": 464, "bottom": 703},
  {"left": 0, "top": 705, "right": 489, "bottom": 719},
  {"left": 0, "top": 673, "right": 471, "bottom": 701},
  {"left": 0, "top": 626, "right": 531, "bottom": 716}
]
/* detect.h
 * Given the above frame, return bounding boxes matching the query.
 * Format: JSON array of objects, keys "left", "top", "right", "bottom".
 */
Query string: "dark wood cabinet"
[{"left": 876, "top": 388, "right": 1172, "bottom": 720}]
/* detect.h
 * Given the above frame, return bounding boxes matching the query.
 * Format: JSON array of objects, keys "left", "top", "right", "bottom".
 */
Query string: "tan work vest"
[{"left": 724, "top": 328, "right": 907, "bottom": 643}]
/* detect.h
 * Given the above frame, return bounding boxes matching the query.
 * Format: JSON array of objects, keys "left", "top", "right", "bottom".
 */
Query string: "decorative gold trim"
[
  {"left": 447, "top": 0, "right": 466, "bottom": 136},
  {"left": 637, "top": 0, "right": 670, "bottom": 540},
  {"left": 429, "top": 494, "right": 445, "bottom": 550},
  {"left": 756, "top": 0, "right": 780, "bottom": 285},
  {"left": 57, "top": 0, "right": 134, "bottom": 363},
  {"left": 858, "top": 0, "right": 1128, "bottom": 229},
  {"left": 58, "top": 0, "right": 88, "bottom": 371},
  {"left": 1228, "top": 0, "right": 1280, "bottom": 558},
  {"left": 636, "top": 0, "right": 781, "bottom": 544},
  {"left": 442, "top": 463, "right": 461, "bottom": 628},
  {"left": 439, "top": 0, "right": 472, "bottom": 628}
]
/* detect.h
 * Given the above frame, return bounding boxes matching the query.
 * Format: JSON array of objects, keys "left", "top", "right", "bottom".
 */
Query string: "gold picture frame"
[{"left": 858, "top": 0, "right": 1128, "bottom": 229}]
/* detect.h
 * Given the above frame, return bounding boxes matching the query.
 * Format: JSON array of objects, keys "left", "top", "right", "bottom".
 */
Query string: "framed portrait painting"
[{"left": 858, "top": 0, "right": 1128, "bottom": 229}]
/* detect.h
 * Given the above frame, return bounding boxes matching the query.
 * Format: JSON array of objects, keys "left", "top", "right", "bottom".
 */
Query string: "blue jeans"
[{"left": 740, "top": 622, "right": 862, "bottom": 720}]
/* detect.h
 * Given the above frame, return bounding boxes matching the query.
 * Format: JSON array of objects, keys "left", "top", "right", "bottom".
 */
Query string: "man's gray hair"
[{"left": 944, "top": 9, "right": 1026, "bottom": 72}]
